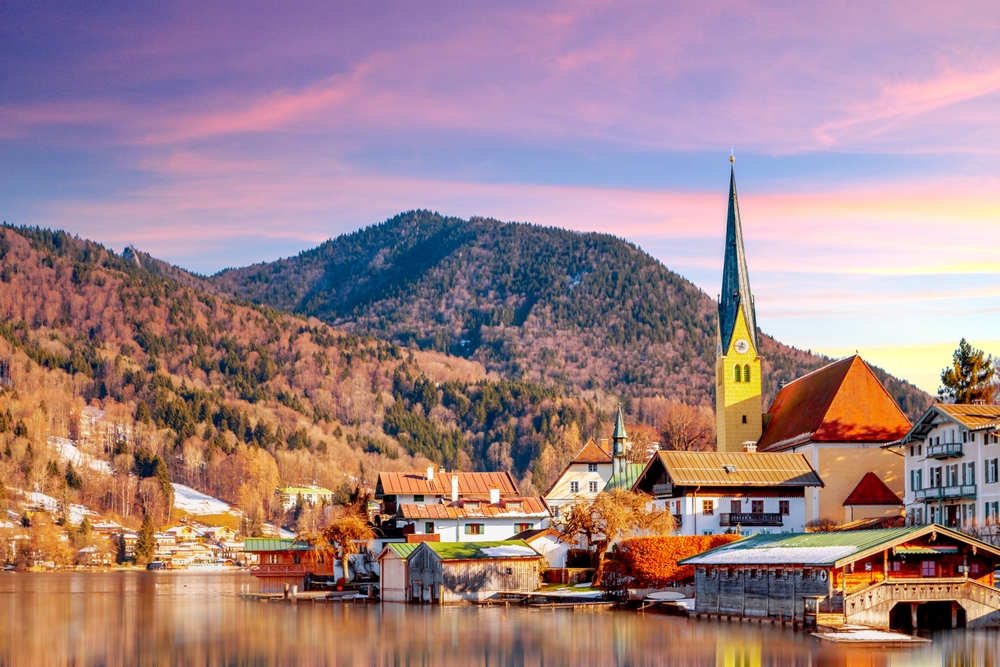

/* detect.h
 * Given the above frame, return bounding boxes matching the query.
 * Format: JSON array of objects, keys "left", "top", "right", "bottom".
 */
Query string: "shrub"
[{"left": 614, "top": 534, "right": 742, "bottom": 587}]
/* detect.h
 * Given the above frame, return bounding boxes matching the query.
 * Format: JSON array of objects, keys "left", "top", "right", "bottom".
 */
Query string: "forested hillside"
[
  {"left": 210, "top": 211, "right": 931, "bottom": 417},
  {"left": 0, "top": 226, "right": 631, "bottom": 534}
]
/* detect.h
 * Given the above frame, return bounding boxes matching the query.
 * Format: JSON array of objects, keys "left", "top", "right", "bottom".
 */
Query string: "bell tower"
[{"left": 716, "top": 157, "right": 762, "bottom": 452}]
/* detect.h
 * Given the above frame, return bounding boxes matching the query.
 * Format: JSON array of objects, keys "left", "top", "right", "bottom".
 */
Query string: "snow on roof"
[
  {"left": 481, "top": 545, "right": 538, "bottom": 558},
  {"left": 171, "top": 483, "right": 238, "bottom": 516}
]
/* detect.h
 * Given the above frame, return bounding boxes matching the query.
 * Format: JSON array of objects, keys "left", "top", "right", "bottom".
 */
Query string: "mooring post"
[
  {"left": 951, "top": 602, "right": 958, "bottom": 629},
  {"left": 911, "top": 603, "right": 919, "bottom": 630},
  {"left": 284, "top": 583, "right": 289, "bottom": 600},
  {"left": 291, "top": 585, "right": 298, "bottom": 602}
]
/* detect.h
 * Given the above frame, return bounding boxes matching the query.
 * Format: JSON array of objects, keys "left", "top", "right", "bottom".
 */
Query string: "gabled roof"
[
  {"left": 636, "top": 451, "right": 822, "bottom": 489},
  {"left": 678, "top": 524, "right": 1000, "bottom": 567},
  {"left": 377, "top": 543, "right": 419, "bottom": 560},
  {"left": 376, "top": 471, "right": 519, "bottom": 498},
  {"left": 571, "top": 438, "right": 612, "bottom": 464},
  {"left": 758, "top": 356, "right": 911, "bottom": 451},
  {"left": 718, "top": 164, "right": 758, "bottom": 354},
  {"left": 902, "top": 404, "right": 1000, "bottom": 442},
  {"left": 510, "top": 527, "right": 562, "bottom": 543},
  {"left": 843, "top": 472, "right": 902, "bottom": 507},
  {"left": 415, "top": 540, "right": 541, "bottom": 561},
  {"left": 398, "top": 497, "right": 550, "bottom": 520}
]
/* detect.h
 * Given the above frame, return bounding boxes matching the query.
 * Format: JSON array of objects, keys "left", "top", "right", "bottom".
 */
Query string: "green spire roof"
[{"left": 718, "top": 162, "right": 758, "bottom": 355}]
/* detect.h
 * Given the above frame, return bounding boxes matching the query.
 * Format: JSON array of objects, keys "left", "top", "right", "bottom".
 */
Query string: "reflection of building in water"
[{"left": 717, "top": 638, "right": 760, "bottom": 667}]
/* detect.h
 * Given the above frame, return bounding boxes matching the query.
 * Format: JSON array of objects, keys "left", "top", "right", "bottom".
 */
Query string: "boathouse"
[
  {"left": 679, "top": 524, "right": 1000, "bottom": 629},
  {"left": 244, "top": 538, "right": 335, "bottom": 594},
  {"left": 406, "top": 540, "right": 542, "bottom": 604},
  {"left": 377, "top": 543, "right": 419, "bottom": 602}
]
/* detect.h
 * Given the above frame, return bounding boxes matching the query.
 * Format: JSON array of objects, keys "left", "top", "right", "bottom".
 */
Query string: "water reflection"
[{"left": 0, "top": 572, "right": 994, "bottom": 666}]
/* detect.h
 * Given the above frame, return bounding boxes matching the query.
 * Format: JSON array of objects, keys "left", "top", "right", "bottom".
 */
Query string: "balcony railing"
[
  {"left": 927, "top": 442, "right": 964, "bottom": 459},
  {"left": 718, "top": 513, "right": 783, "bottom": 527},
  {"left": 651, "top": 483, "right": 673, "bottom": 497},
  {"left": 250, "top": 564, "right": 307, "bottom": 576},
  {"left": 915, "top": 485, "right": 977, "bottom": 501}
]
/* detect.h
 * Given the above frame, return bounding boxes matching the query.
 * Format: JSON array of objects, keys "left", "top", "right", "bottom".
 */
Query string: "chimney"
[
  {"left": 490, "top": 488, "right": 500, "bottom": 505},
  {"left": 451, "top": 475, "right": 459, "bottom": 503},
  {"left": 743, "top": 442, "right": 757, "bottom": 454},
  {"left": 426, "top": 466, "right": 434, "bottom": 482}
]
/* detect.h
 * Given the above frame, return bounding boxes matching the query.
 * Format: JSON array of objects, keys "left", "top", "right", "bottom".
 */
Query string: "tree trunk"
[
  {"left": 592, "top": 541, "right": 609, "bottom": 586},
  {"left": 341, "top": 554, "right": 350, "bottom": 582}
]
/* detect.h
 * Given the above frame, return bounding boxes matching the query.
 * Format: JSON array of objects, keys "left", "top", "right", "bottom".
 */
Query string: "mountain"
[
  {"left": 0, "top": 225, "right": 619, "bottom": 531},
  {"left": 209, "top": 210, "right": 932, "bottom": 418}
]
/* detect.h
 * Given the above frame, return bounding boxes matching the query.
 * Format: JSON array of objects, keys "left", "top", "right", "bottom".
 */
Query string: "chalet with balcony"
[
  {"left": 243, "top": 537, "right": 336, "bottom": 594},
  {"left": 679, "top": 524, "right": 1000, "bottom": 630},
  {"left": 756, "top": 355, "right": 912, "bottom": 525},
  {"left": 895, "top": 404, "right": 1000, "bottom": 529},
  {"left": 631, "top": 450, "right": 823, "bottom": 536},
  {"left": 375, "top": 469, "right": 520, "bottom": 516}
]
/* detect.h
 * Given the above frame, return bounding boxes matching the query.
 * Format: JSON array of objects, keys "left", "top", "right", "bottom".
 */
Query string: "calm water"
[{"left": 0, "top": 572, "right": 996, "bottom": 666}]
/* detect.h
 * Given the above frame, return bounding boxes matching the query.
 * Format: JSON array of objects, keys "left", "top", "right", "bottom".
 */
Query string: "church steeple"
[
  {"left": 718, "top": 160, "right": 758, "bottom": 355},
  {"left": 612, "top": 405, "right": 628, "bottom": 476}
]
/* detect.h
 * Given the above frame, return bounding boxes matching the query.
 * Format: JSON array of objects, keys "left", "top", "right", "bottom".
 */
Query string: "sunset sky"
[{"left": 2, "top": 2, "right": 999, "bottom": 393}]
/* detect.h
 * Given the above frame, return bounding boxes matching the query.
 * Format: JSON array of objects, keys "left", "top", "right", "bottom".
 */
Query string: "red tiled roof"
[
  {"left": 758, "top": 356, "right": 912, "bottom": 451},
  {"left": 843, "top": 472, "right": 903, "bottom": 506},
  {"left": 571, "top": 438, "right": 612, "bottom": 464},
  {"left": 377, "top": 471, "right": 519, "bottom": 497},
  {"left": 398, "top": 497, "right": 550, "bottom": 519}
]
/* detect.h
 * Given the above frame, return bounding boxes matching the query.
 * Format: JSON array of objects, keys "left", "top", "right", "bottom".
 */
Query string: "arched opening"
[
  {"left": 889, "top": 601, "right": 966, "bottom": 632},
  {"left": 743, "top": 364, "right": 751, "bottom": 383},
  {"left": 734, "top": 365, "right": 742, "bottom": 383}
]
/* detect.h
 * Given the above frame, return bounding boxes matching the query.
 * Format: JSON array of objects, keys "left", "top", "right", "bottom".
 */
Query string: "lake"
[{"left": 0, "top": 571, "right": 996, "bottom": 666}]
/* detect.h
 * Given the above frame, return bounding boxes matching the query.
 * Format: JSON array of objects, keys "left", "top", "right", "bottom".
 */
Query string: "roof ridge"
[{"left": 778, "top": 354, "right": 855, "bottom": 391}]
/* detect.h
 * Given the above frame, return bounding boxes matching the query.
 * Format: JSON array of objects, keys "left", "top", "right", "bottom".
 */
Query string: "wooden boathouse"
[
  {"left": 376, "top": 543, "right": 419, "bottom": 602},
  {"left": 679, "top": 524, "right": 1000, "bottom": 630},
  {"left": 406, "top": 540, "right": 542, "bottom": 604}
]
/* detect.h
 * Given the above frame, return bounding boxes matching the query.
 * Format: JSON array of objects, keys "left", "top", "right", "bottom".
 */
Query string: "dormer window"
[{"left": 723, "top": 465, "right": 737, "bottom": 474}]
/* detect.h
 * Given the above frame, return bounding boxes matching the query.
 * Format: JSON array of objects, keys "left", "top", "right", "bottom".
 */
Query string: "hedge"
[{"left": 614, "top": 534, "right": 743, "bottom": 587}]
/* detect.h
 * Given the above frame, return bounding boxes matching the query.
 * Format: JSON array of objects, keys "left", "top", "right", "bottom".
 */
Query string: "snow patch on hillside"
[
  {"left": 172, "top": 483, "right": 238, "bottom": 516},
  {"left": 17, "top": 489, "right": 98, "bottom": 525},
  {"left": 49, "top": 437, "right": 113, "bottom": 475}
]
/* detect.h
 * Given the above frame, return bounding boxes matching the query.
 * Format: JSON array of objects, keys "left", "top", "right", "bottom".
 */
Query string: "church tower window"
[
  {"left": 744, "top": 365, "right": 751, "bottom": 383},
  {"left": 734, "top": 365, "right": 742, "bottom": 383}
]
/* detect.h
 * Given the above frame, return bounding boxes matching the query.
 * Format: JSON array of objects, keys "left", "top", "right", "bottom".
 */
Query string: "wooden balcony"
[
  {"left": 927, "top": 442, "right": 963, "bottom": 459},
  {"left": 718, "top": 513, "right": 783, "bottom": 527},
  {"left": 251, "top": 564, "right": 307, "bottom": 577},
  {"left": 915, "top": 485, "right": 976, "bottom": 501},
  {"left": 651, "top": 483, "right": 673, "bottom": 497}
]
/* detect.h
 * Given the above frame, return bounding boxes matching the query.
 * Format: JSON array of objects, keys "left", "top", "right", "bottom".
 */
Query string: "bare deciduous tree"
[{"left": 659, "top": 404, "right": 716, "bottom": 452}]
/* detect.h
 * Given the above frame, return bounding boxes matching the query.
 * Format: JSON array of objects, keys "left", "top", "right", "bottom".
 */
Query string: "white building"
[
  {"left": 276, "top": 485, "right": 335, "bottom": 511},
  {"left": 543, "top": 438, "right": 613, "bottom": 516},
  {"left": 396, "top": 490, "right": 551, "bottom": 543},
  {"left": 631, "top": 449, "right": 823, "bottom": 536},
  {"left": 895, "top": 404, "right": 1000, "bottom": 529}
]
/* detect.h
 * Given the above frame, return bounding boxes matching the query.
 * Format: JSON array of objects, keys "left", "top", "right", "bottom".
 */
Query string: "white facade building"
[
  {"left": 896, "top": 404, "right": 1000, "bottom": 529},
  {"left": 631, "top": 450, "right": 824, "bottom": 536}
]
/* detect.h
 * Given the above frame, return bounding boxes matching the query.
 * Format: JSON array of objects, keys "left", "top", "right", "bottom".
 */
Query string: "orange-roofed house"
[
  {"left": 374, "top": 468, "right": 520, "bottom": 516},
  {"left": 757, "top": 355, "right": 911, "bottom": 525},
  {"left": 542, "top": 438, "right": 614, "bottom": 517}
]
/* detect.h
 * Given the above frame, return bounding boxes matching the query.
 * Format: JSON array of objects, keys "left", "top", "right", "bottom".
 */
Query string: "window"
[
  {"left": 915, "top": 507, "right": 923, "bottom": 525},
  {"left": 569, "top": 481, "right": 579, "bottom": 494},
  {"left": 730, "top": 500, "right": 742, "bottom": 513},
  {"left": 702, "top": 500, "right": 714, "bottom": 515},
  {"left": 743, "top": 365, "right": 750, "bottom": 383},
  {"left": 971, "top": 432, "right": 977, "bottom": 443},
  {"left": 742, "top": 415, "right": 747, "bottom": 424},
  {"left": 918, "top": 445, "right": 922, "bottom": 456},
  {"left": 514, "top": 523, "right": 531, "bottom": 533},
  {"left": 413, "top": 494, "right": 424, "bottom": 503},
  {"left": 910, "top": 446, "right": 915, "bottom": 457},
  {"left": 987, "top": 502, "right": 999, "bottom": 521},
  {"left": 921, "top": 561, "right": 936, "bottom": 577},
  {"left": 947, "top": 464, "right": 959, "bottom": 487},
  {"left": 554, "top": 506, "right": 560, "bottom": 519},
  {"left": 734, "top": 365, "right": 742, "bottom": 383},
  {"left": 293, "top": 554, "right": 301, "bottom": 564},
  {"left": 588, "top": 481, "right": 599, "bottom": 494},
  {"left": 587, "top": 463, "right": 598, "bottom": 473},
  {"left": 751, "top": 500, "right": 764, "bottom": 514},
  {"left": 424, "top": 522, "right": 435, "bottom": 534},
  {"left": 779, "top": 500, "right": 790, "bottom": 515},
  {"left": 963, "top": 462, "right": 976, "bottom": 486},
  {"left": 464, "top": 523, "right": 484, "bottom": 535},
  {"left": 963, "top": 430, "right": 968, "bottom": 443},
  {"left": 987, "top": 459, "right": 999, "bottom": 484}
]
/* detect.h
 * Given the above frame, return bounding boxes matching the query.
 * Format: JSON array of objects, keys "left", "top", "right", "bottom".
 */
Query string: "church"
[{"left": 715, "top": 159, "right": 910, "bottom": 525}]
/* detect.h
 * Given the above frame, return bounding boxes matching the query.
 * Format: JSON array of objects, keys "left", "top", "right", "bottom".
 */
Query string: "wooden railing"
[
  {"left": 251, "top": 564, "right": 307, "bottom": 576},
  {"left": 718, "top": 513, "right": 783, "bottom": 527},
  {"left": 844, "top": 578, "right": 1000, "bottom": 616}
]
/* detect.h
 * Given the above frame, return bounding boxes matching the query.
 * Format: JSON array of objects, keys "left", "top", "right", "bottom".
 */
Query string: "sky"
[{"left": 2, "top": 1, "right": 999, "bottom": 394}]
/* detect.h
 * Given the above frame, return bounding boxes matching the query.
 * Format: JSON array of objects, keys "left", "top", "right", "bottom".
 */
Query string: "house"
[
  {"left": 276, "top": 485, "right": 335, "bottom": 511},
  {"left": 511, "top": 528, "right": 568, "bottom": 569},
  {"left": 843, "top": 472, "right": 904, "bottom": 524},
  {"left": 243, "top": 537, "right": 336, "bottom": 593},
  {"left": 201, "top": 526, "right": 238, "bottom": 542},
  {"left": 679, "top": 524, "right": 1000, "bottom": 630},
  {"left": 631, "top": 449, "right": 824, "bottom": 536},
  {"left": 396, "top": 490, "right": 550, "bottom": 542},
  {"left": 755, "top": 355, "right": 911, "bottom": 525},
  {"left": 377, "top": 543, "right": 419, "bottom": 602},
  {"left": 375, "top": 469, "right": 520, "bottom": 515},
  {"left": 544, "top": 408, "right": 646, "bottom": 517},
  {"left": 894, "top": 404, "right": 1000, "bottom": 529},
  {"left": 406, "top": 540, "right": 542, "bottom": 604},
  {"left": 162, "top": 524, "right": 202, "bottom": 542}
]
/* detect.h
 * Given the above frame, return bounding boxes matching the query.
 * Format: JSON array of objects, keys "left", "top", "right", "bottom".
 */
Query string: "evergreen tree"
[
  {"left": 940, "top": 339, "right": 996, "bottom": 404},
  {"left": 134, "top": 513, "right": 157, "bottom": 565},
  {"left": 135, "top": 400, "right": 152, "bottom": 424}
]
